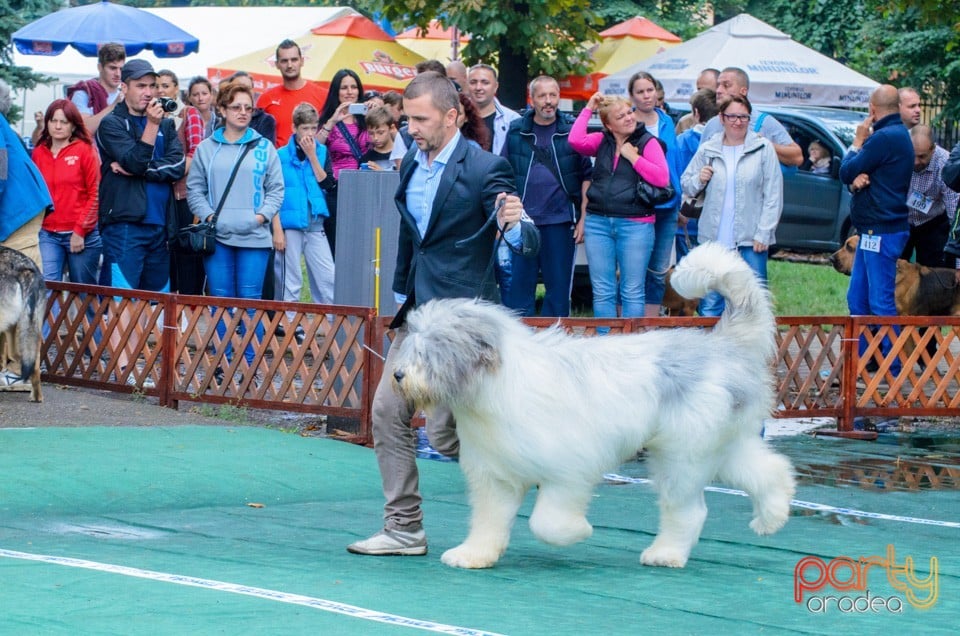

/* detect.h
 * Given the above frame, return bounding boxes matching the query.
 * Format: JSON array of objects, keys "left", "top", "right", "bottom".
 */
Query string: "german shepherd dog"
[{"left": 0, "top": 246, "right": 44, "bottom": 402}]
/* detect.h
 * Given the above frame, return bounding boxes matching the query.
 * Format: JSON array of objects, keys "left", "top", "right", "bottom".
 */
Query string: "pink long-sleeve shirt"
[{"left": 569, "top": 108, "right": 670, "bottom": 187}]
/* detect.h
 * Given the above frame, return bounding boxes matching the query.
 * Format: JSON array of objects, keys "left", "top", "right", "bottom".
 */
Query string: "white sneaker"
[
  {"left": 0, "top": 370, "right": 30, "bottom": 392},
  {"left": 346, "top": 527, "right": 427, "bottom": 556},
  {"left": 123, "top": 368, "right": 156, "bottom": 390}
]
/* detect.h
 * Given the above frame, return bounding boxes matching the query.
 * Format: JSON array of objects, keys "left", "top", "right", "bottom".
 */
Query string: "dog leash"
[{"left": 454, "top": 198, "right": 525, "bottom": 300}]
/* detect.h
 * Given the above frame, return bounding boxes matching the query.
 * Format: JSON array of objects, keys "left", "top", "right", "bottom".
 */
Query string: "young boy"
[
  {"left": 274, "top": 102, "right": 337, "bottom": 342},
  {"left": 360, "top": 106, "right": 397, "bottom": 171}
]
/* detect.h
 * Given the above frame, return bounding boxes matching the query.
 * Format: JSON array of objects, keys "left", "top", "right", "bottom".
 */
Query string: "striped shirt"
[{"left": 908, "top": 144, "right": 959, "bottom": 226}]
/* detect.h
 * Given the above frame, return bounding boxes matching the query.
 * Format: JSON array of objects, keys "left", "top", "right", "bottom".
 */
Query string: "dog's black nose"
[{"left": 393, "top": 369, "right": 405, "bottom": 383}]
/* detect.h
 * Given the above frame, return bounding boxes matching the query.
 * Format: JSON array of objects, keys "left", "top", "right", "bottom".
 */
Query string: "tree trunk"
[{"left": 497, "top": 35, "right": 529, "bottom": 112}]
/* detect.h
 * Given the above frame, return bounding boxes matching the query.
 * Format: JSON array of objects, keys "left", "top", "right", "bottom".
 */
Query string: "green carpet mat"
[{"left": 0, "top": 426, "right": 956, "bottom": 634}]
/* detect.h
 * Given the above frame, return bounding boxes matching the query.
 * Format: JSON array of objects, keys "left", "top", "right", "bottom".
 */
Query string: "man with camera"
[{"left": 96, "top": 59, "right": 185, "bottom": 294}]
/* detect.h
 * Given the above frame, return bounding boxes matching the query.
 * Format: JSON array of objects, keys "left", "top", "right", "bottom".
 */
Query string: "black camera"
[{"left": 155, "top": 97, "right": 178, "bottom": 113}]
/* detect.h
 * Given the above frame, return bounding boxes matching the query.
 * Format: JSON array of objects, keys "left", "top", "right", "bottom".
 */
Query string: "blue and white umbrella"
[{"left": 13, "top": 0, "right": 199, "bottom": 58}]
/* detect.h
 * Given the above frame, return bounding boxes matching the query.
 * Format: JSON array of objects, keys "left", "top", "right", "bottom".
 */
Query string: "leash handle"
[{"left": 454, "top": 197, "right": 506, "bottom": 248}]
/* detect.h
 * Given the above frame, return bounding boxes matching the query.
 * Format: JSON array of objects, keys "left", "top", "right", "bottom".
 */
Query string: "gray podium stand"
[{"left": 333, "top": 170, "right": 401, "bottom": 314}]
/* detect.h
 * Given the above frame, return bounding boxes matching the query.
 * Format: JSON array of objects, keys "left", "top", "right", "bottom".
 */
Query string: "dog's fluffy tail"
[{"left": 669, "top": 241, "right": 777, "bottom": 363}]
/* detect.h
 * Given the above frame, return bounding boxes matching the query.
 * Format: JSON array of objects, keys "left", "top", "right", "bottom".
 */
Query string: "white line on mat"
[
  {"left": 602, "top": 474, "right": 960, "bottom": 528},
  {"left": 0, "top": 548, "right": 505, "bottom": 636}
]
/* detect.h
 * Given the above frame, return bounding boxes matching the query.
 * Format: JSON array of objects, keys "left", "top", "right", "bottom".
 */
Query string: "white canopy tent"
[
  {"left": 10, "top": 6, "right": 356, "bottom": 136},
  {"left": 599, "top": 14, "right": 878, "bottom": 108}
]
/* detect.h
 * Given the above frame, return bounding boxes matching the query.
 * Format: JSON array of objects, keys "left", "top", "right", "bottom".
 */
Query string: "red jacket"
[{"left": 32, "top": 139, "right": 100, "bottom": 237}]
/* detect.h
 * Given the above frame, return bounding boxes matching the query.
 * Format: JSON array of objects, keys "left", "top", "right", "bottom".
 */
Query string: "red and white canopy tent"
[
  {"left": 207, "top": 14, "right": 426, "bottom": 99},
  {"left": 559, "top": 16, "right": 681, "bottom": 101},
  {"left": 396, "top": 20, "right": 470, "bottom": 62}
]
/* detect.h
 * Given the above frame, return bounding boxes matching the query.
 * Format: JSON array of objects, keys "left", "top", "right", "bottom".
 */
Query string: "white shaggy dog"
[{"left": 390, "top": 242, "right": 795, "bottom": 569}]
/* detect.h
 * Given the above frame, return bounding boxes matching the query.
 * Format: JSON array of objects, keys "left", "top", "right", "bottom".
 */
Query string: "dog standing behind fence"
[
  {"left": 390, "top": 241, "right": 795, "bottom": 569},
  {"left": 0, "top": 246, "right": 44, "bottom": 402}
]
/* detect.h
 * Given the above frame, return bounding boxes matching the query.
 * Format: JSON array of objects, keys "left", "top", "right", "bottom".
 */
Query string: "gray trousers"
[
  {"left": 274, "top": 224, "right": 335, "bottom": 305},
  {"left": 372, "top": 328, "right": 459, "bottom": 531}
]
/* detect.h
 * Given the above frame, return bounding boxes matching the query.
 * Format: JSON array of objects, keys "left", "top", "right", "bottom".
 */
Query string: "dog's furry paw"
[
  {"left": 441, "top": 544, "right": 501, "bottom": 569},
  {"left": 640, "top": 546, "right": 689, "bottom": 568},
  {"left": 749, "top": 511, "right": 789, "bottom": 536}
]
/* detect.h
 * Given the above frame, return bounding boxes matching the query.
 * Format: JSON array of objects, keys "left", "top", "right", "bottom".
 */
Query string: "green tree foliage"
[
  {"left": 853, "top": 5, "right": 960, "bottom": 120},
  {"left": 374, "top": 0, "right": 602, "bottom": 109},
  {"left": 746, "top": 0, "right": 866, "bottom": 63},
  {"left": 1, "top": 0, "right": 62, "bottom": 123},
  {"left": 745, "top": 0, "right": 960, "bottom": 122}
]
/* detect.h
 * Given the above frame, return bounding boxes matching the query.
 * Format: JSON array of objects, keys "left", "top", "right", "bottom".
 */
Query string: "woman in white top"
[{"left": 680, "top": 95, "right": 783, "bottom": 316}]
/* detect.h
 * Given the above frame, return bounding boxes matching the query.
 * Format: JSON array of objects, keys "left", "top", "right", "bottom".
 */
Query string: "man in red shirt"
[{"left": 256, "top": 39, "right": 326, "bottom": 147}]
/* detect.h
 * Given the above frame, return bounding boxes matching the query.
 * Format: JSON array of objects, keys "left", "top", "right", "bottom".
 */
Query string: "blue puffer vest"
[{"left": 277, "top": 135, "right": 329, "bottom": 230}]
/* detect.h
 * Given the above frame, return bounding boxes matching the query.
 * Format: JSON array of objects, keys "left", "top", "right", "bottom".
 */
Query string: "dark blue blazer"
[{"left": 390, "top": 135, "right": 537, "bottom": 327}]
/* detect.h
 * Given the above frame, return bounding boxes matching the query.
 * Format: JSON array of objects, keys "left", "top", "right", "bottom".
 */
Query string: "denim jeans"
[
  {"left": 100, "top": 223, "right": 169, "bottom": 292},
  {"left": 675, "top": 218, "right": 699, "bottom": 263},
  {"left": 204, "top": 243, "right": 271, "bottom": 366},
  {"left": 39, "top": 228, "right": 103, "bottom": 341},
  {"left": 39, "top": 228, "right": 102, "bottom": 284},
  {"left": 698, "top": 245, "right": 769, "bottom": 317},
  {"left": 847, "top": 230, "right": 910, "bottom": 375},
  {"left": 583, "top": 214, "right": 655, "bottom": 319},
  {"left": 645, "top": 208, "right": 679, "bottom": 306},
  {"left": 503, "top": 222, "right": 576, "bottom": 317}
]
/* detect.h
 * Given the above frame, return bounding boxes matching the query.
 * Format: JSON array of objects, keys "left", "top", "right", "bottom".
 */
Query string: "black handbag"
[
  {"left": 633, "top": 131, "right": 675, "bottom": 208},
  {"left": 678, "top": 157, "right": 713, "bottom": 220},
  {"left": 636, "top": 178, "right": 676, "bottom": 208},
  {"left": 679, "top": 188, "right": 706, "bottom": 219},
  {"left": 174, "top": 220, "right": 218, "bottom": 255},
  {"left": 174, "top": 141, "right": 255, "bottom": 255}
]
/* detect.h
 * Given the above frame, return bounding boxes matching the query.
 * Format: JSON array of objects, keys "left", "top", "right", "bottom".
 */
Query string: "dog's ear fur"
[{"left": 463, "top": 311, "right": 502, "bottom": 373}]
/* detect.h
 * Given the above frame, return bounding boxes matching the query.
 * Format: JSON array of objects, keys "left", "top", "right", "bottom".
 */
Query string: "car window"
[
  {"left": 822, "top": 119, "right": 857, "bottom": 147},
  {"left": 778, "top": 117, "right": 842, "bottom": 177}
]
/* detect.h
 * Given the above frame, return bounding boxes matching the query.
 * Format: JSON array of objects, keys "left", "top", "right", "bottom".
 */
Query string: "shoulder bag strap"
[
  {"left": 209, "top": 140, "right": 256, "bottom": 224},
  {"left": 336, "top": 121, "right": 365, "bottom": 162}
]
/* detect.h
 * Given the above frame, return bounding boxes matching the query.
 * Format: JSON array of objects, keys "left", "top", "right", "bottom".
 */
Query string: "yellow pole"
[{"left": 374, "top": 227, "right": 381, "bottom": 315}]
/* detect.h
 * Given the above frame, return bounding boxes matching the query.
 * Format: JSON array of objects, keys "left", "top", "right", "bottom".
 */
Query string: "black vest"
[{"left": 586, "top": 127, "right": 659, "bottom": 218}]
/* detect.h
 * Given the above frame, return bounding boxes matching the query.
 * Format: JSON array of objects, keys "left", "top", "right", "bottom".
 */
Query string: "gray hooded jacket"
[{"left": 187, "top": 127, "right": 284, "bottom": 249}]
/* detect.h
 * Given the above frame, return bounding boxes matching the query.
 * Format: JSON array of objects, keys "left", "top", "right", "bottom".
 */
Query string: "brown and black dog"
[
  {"left": 663, "top": 266, "right": 700, "bottom": 316},
  {"left": 830, "top": 234, "right": 960, "bottom": 316}
]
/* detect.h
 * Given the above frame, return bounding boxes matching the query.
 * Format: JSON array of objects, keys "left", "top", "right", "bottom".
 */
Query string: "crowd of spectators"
[{"left": 3, "top": 40, "right": 960, "bottom": 393}]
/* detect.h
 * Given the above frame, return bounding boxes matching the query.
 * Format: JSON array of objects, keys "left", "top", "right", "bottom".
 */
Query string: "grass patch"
[
  {"left": 191, "top": 402, "right": 250, "bottom": 423},
  {"left": 299, "top": 252, "right": 850, "bottom": 317},
  {"left": 768, "top": 259, "right": 848, "bottom": 316}
]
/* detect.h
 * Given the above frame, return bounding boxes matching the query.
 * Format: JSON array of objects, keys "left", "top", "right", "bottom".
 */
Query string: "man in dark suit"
[{"left": 348, "top": 71, "right": 539, "bottom": 557}]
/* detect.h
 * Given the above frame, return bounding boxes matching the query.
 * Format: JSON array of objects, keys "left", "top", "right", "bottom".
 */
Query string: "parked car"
[
  {"left": 760, "top": 105, "right": 861, "bottom": 252},
  {"left": 570, "top": 105, "right": 863, "bottom": 309}
]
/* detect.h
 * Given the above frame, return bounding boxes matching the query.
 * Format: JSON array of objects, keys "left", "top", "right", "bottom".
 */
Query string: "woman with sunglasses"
[
  {"left": 187, "top": 80, "right": 284, "bottom": 384},
  {"left": 679, "top": 95, "right": 782, "bottom": 316}
]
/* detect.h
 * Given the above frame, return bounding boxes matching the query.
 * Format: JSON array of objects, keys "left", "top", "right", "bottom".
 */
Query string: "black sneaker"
[
  {"left": 294, "top": 326, "right": 306, "bottom": 345},
  {"left": 213, "top": 366, "right": 224, "bottom": 384}
]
